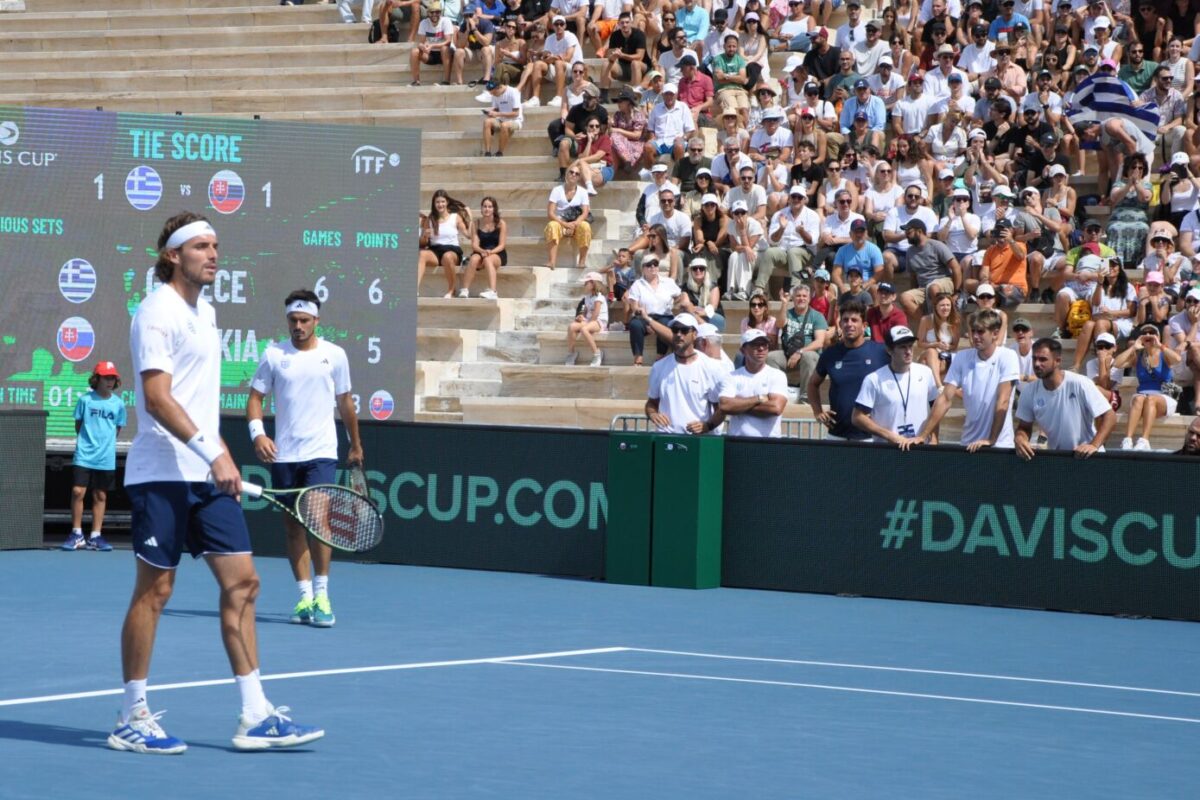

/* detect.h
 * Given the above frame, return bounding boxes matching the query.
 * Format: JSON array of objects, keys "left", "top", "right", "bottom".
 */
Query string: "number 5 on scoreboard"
[{"left": 368, "top": 337, "right": 381, "bottom": 364}]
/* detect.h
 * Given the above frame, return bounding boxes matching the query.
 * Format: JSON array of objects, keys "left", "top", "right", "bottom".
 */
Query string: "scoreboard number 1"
[{"left": 94, "top": 173, "right": 103, "bottom": 200}]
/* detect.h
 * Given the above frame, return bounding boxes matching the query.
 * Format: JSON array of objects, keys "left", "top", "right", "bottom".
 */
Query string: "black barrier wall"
[
  {"left": 222, "top": 421, "right": 608, "bottom": 579},
  {"left": 2, "top": 410, "right": 47, "bottom": 549},
  {"left": 721, "top": 440, "right": 1200, "bottom": 620}
]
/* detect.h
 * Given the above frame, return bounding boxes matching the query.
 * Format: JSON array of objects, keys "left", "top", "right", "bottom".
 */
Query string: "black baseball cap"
[{"left": 903, "top": 218, "right": 927, "bottom": 233}]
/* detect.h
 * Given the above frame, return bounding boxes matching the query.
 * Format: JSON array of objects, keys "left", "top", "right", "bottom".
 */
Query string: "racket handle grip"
[{"left": 241, "top": 481, "right": 265, "bottom": 499}]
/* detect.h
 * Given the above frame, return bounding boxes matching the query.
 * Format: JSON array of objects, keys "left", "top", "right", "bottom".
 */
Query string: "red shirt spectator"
[
  {"left": 867, "top": 286, "right": 908, "bottom": 343},
  {"left": 677, "top": 66, "right": 714, "bottom": 113}
]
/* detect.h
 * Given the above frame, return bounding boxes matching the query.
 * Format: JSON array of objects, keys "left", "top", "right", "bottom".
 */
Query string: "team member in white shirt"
[
  {"left": 697, "top": 322, "right": 735, "bottom": 376},
  {"left": 719, "top": 328, "right": 789, "bottom": 437},
  {"left": 646, "top": 313, "right": 727, "bottom": 433},
  {"left": 853, "top": 325, "right": 940, "bottom": 447},
  {"left": 1015, "top": 337, "right": 1115, "bottom": 460},
  {"left": 112, "top": 213, "right": 323, "bottom": 756},
  {"left": 918, "top": 308, "right": 1021, "bottom": 450},
  {"left": 247, "top": 290, "right": 363, "bottom": 629}
]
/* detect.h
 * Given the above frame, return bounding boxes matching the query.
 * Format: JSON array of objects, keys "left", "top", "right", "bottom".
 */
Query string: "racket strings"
[{"left": 297, "top": 486, "right": 384, "bottom": 552}]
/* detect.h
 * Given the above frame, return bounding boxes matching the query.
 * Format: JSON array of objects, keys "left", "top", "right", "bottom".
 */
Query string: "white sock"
[
  {"left": 235, "top": 670, "right": 271, "bottom": 723},
  {"left": 313, "top": 575, "right": 329, "bottom": 597},
  {"left": 89, "top": 531, "right": 101, "bottom": 539},
  {"left": 122, "top": 679, "right": 148, "bottom": 723},
  {"left": 297, "top": 579, "right": 313, "bottom": 602},
  {"left": 71, "top": 528, "right": 82, "bottom": 535}
]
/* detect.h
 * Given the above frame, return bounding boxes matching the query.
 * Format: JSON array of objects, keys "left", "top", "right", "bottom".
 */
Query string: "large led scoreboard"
[{"left": 0, "top": 107, "right": 420, "bottom": 438}]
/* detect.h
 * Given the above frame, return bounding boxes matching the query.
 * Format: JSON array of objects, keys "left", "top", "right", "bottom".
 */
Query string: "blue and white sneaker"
[
  {"left": 60, "top": 531, "right": 86, "bottom": 551},
  {"left": 289, "top": 598, "right": 313, "bottom": 624},
  {"left": 232, "top": 706, "right": 325, "bottom": 750},
  {"left": 87, "top": 534, "right": 113, "bottom": 551},
  {"left": 108, "top": 708, "right": 188, "bottom": 755},
  {"left": 310, "top": 594, "right": 335, "bottom": 628}
]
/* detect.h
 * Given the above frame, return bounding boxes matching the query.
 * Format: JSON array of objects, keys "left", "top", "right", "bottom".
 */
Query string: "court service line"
[
  {"left": 626, "top": 648, "right": 1200, "bottom": 699},
  {"left": 0, "top": 646, "right": 630, "bottom": 708},
  {"left": 501, "top": 662, "right": 1200, "bottom": 725}
]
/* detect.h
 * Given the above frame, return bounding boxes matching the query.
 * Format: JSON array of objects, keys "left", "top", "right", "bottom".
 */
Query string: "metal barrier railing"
[{"left": 611, "top": 414, "right": 825, "bottom": 440}]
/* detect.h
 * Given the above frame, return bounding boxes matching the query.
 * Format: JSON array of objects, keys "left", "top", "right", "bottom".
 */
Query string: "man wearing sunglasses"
[
  {"left": 882, "top": 183, "right": 939, "bottom": 285},
  {"left": 754, "top": 184, "right": 820, "bottom": 294},
  {"left": 719, "top": 328, "right": 790, "bottom": 438},
  {"left": 645, "top": 313, "right": 727, "bottom": 434},
  {"left": 1139, "top": 65, "right": 1187, "bottom": 169}
]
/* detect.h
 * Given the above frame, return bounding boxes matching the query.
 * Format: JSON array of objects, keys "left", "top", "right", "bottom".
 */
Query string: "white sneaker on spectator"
[
  {"left": 589, "top": 352, "right": 603, "bottom": 367},
  {"left": 443, "top": 292, "right": 454, "bottom": 299},
  {"left": 523, "top": 97, "right": 541, "bottom": 107},
  {"left": 564, "top": 352, "right": 578, "bottom": 365},
  {"left": 479, "top": 290, "right": 498, "bottom": 300},
  {"left": 1120, "top": 437, "right": 1133, "bottom": 450},
  {"left": 586, "top": 183, "right": 597, "bottom": 195},
  {"left": 1135, "top": 437, "right": 1152, "bottom": 451},
  {"left": 548, "top": 96, "right": 562, "bottom": 107},
  {"left": 457, "top": 289, "right": 469, "bottom": 298},
  {"left": 475, "top": 91, "right": 491, "bottom": 103}
]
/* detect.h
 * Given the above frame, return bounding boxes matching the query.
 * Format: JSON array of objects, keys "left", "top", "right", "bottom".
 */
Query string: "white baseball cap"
[
  {"left": 650, "top": 163, "right": 669, "bottom": 173},
  {"left": 741, "top": 328, "right": 770, "bottom": 345},
  {"left": 670, "top": 312, "right": 700, "bottom": 329},
  {"left": 731, "top": 199, "right": 749, "bottom": 213},
  {"left": 1093, "top": 14, "right": 1110, "bottom": 27},
  {"left": 701, "top": 192, "right": 720, "bottom": 205},
  {"left": 1048, "top": 164, "right": 1068, "bottom": 178},
  {"left": 696, "top": 322, "right": 721, "bottom": 340},
  {"left": 662, "top": 82, "right": 679, "bottom": 95},
  {"left": 1172, "top": 152, "right": 1191, "bottom": 166},
  {"left": 975, "top": 283, "right": 996, "bottom": 297},
  {"left": 1095, "top": 332, "right": 1117, "bottom": 347},
  {"left": 582, "top": 271, "right": 605, "bottom": 284}
]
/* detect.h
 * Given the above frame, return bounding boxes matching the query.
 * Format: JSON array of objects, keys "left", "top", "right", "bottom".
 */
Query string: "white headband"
[
  {"left": 286, "top": 300, "right": 320, "bottom": 317},
  {"left": 165, "top": 221, "right": 216, "bottom": 251}
]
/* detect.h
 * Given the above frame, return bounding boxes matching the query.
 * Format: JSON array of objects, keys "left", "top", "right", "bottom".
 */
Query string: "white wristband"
[
  {"left": 186, "top": 431, "right": 224, "bottom": 465},
  {"left": 248, "top": 419, "right": 266, "bottom": 441}
]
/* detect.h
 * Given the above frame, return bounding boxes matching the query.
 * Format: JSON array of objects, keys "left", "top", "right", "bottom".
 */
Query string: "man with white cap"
[
  {"left": 645, "top": 80, "right": 696, "bottom": 163},
  {"left": 522, "top": 14, "right": 582, "bottom": 106},
  {"left": 1014, "top": 337, "right": 1116, "bottom": 461},
  {"left": 866, "top": 56, "right": 904, "bottom": 110},
  {"left": 114, "top": 213, "right": 323, "bottom": 754},
  {"left": 636, "top": 163, "right": 674, "bottom": 225},
  {"left": 719, "top": 329, "right": 790, "bottom": 437},
  {"left": 646, "top": 312, "right": 727, "bottom": 433},
  {"left": 935, "top": 185, "right": 980, "bottom": 276},
  {"left": 852, "top": 324, "right": 939, "bottom": 447},
  {"left": 248, "top": 289, "right": 362, "bottom": 629},
  {"left": 923, "top": 43, "right": 968, "bottom": 101},
  {"left": 754, "top": 184, "right": 820, "bottom": 293},
  {"left": 696, "top": 322, "right": 734, "bottom": 376}
]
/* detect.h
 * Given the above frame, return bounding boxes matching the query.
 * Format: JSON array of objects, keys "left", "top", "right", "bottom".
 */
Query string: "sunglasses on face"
[
  {"left": 905, "top": 194, "right": 920, "bottom": 200},
  {"left": 750, "top": 301, "right": 767, "bottom": 307},
  {"left": 837, "top": 198, "right": 851, "bottom": 205}
]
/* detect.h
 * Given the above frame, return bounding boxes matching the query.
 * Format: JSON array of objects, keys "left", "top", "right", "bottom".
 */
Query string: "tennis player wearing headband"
[
  {"left": 112, "top": 212, "right": 323, "bottom": 754},
  {"left": 247, "top": 289, "right": 363, "bottom": 628}
]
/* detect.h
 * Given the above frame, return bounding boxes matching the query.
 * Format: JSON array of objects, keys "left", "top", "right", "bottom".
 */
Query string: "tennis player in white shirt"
[{"left": 247, "top": 289, "right": 363, "bottom": 629}]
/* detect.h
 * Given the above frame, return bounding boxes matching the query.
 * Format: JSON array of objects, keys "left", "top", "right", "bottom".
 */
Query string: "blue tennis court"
[{"left": 3, "top": 550, "right": 1197, "bottom": 799}]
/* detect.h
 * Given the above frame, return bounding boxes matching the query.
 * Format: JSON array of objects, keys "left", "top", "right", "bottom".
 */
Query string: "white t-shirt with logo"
[
  {"left": 1015, "top": 370, "right": 1111, "bottom": 451},
  {"left": 647, "top": 354, "right": 725, "bottom": 433},
  {"left": 545, "top": 30, "right": 584, "bottom": 65},
  {"left": 418, "top": 16, "right": 456, "bottom": 43},
  {"left": 855, "top": 362, "right": 939, "bottom": 442},
  {"left": 719, "top": 364, "right": 789, "bottom": 437},
  {"left": 251, "top": 339, "right": 352, "bottom": 463},
  {"left": 126, "top": 284, "right": 221, "bottom": 485},
  {"left": 945, "top": 346, "right": 1021, "bottom": 447},
  {"left": 490, "top": 86, "right": 524, "bottom": 125}
]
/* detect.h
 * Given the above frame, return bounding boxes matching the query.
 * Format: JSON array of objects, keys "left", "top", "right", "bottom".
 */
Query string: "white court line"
[
  {"left": 626, "top": 648, "right": 1200, "bottom": 699},
  {"left": 0, "top": 647, "right": 629, "bottom": 708},
  {"left": 502, "top": 662, "right": 1200, "bottom": 725}
]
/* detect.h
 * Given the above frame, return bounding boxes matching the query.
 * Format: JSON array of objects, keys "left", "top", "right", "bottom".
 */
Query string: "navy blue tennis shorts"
[
  {"left": 270, "top": 458, "right": 336, "bottom": 491},
  {"left": 127, "top": 482, "right": 252, "bottom": 569}
]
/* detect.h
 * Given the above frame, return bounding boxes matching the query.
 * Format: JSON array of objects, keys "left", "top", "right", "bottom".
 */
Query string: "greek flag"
[{"left": 1066, "top": 74, "right": 1160, "bottom": 144}]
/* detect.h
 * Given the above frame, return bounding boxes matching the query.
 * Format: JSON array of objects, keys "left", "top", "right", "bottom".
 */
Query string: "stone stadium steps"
[
  {"left": 0, "top": 21, "right": 362, "bottom": 52},
  {"left": 418, "top": 182, "right": 632, "bottom": 210},
  {"left": 0, "top": 42, "right": 400, "bottom": 73},
  {"left": 0, "top": 3, "right": 334, "bottom": 31},
  {"left": 26, "top": 0, "right": 298, "bottom": 11},
  {"left": 0, "top": 64, "right": 414, "bottom": 94}
]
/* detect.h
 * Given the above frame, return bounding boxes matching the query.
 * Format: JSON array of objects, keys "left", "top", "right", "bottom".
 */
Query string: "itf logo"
[
  {"left": 58, "top": 258, "right": 97, "bottom": 304},
  {"left": 352, "top": 146, "right": 400, "bottom": 175},
  {"left": 57, "top": 317, "right": 95, "bottom": 362},
  {"left": 0, "top": 121, "right": 18, "bottom": 147},
  {"left": 125, "top": 166, "right": 163, "bottom": 211},
  {"left": 208, "top": 169, "right": 245, "bottom": 214},
  {"left": 369, "top": 390, "right": 394, "bottom": 420}
]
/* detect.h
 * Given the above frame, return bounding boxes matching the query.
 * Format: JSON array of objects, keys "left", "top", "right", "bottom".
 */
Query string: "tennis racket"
[
  {"left": 346, "top": 463, "right": 370, "bottom": 501},
  {"left": 241, "top": 480, "right": 385, "bottom": 553}
]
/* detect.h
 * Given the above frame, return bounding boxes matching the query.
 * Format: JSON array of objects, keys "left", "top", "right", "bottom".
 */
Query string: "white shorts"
[
  {"left": 1057, "top": 282, "right": 1090, "bottom": 302},
  {"left": 1139, "top": 392, "right": 1178, "bottom": 416}
]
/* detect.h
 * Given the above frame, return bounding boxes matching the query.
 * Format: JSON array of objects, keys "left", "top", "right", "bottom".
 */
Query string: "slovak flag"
[
  {"left": 369, "top": 390, "right": 394, "bottom": 420},
  {"left": 57, "top": 317, "right": 95, "bottom": 362}
]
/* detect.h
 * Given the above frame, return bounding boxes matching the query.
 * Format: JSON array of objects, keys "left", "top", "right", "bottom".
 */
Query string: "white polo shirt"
[
  {"left": 1015, "top": 371, "right": 1111, "bottom": 451},
  {"left": 720, "top": 364, "right": 789, "bottom": 437},
  {"left": 126, "top": 284, "right": 221, "bottom": 485},
  {"left": 251, "top": 339, "right": 352, "bottom": 463},
  {"left": 855, "top": 362, "right": 939, "bottom": 442},
  {"left": 945, "top": 346, "right": 1021, "bottom": 447},
  {"left": 647, "top": 353, "right": 725, "bottom": 433}
]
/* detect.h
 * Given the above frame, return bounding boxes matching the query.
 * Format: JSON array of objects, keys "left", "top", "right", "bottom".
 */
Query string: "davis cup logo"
[
  {"left": 58, "top": 258, "right": 96, "bottom": 304},
  {"left": 125, "top": 165, "right": 163, "bottom": 211},
  {"left": 208, "top": 169, "right": 245, "bottom": 214},
  {"left": 369, "top": 390, "right": 394, "bottom": 421},
  {"left": 0, "top": 121, "right": 19, "bottom": 147},
  {"left": 57, "top": 317, "right": 95, "bottom": 362}
]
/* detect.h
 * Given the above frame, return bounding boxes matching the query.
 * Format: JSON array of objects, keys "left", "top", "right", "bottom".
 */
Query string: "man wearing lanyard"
[{"left": 852, "top": 325, "right": 940, "bottom": 447}]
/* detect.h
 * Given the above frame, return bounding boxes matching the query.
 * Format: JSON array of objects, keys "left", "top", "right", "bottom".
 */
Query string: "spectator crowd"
[{"left": 397, "top": 0, "right": 1200, "bottom": 450}]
